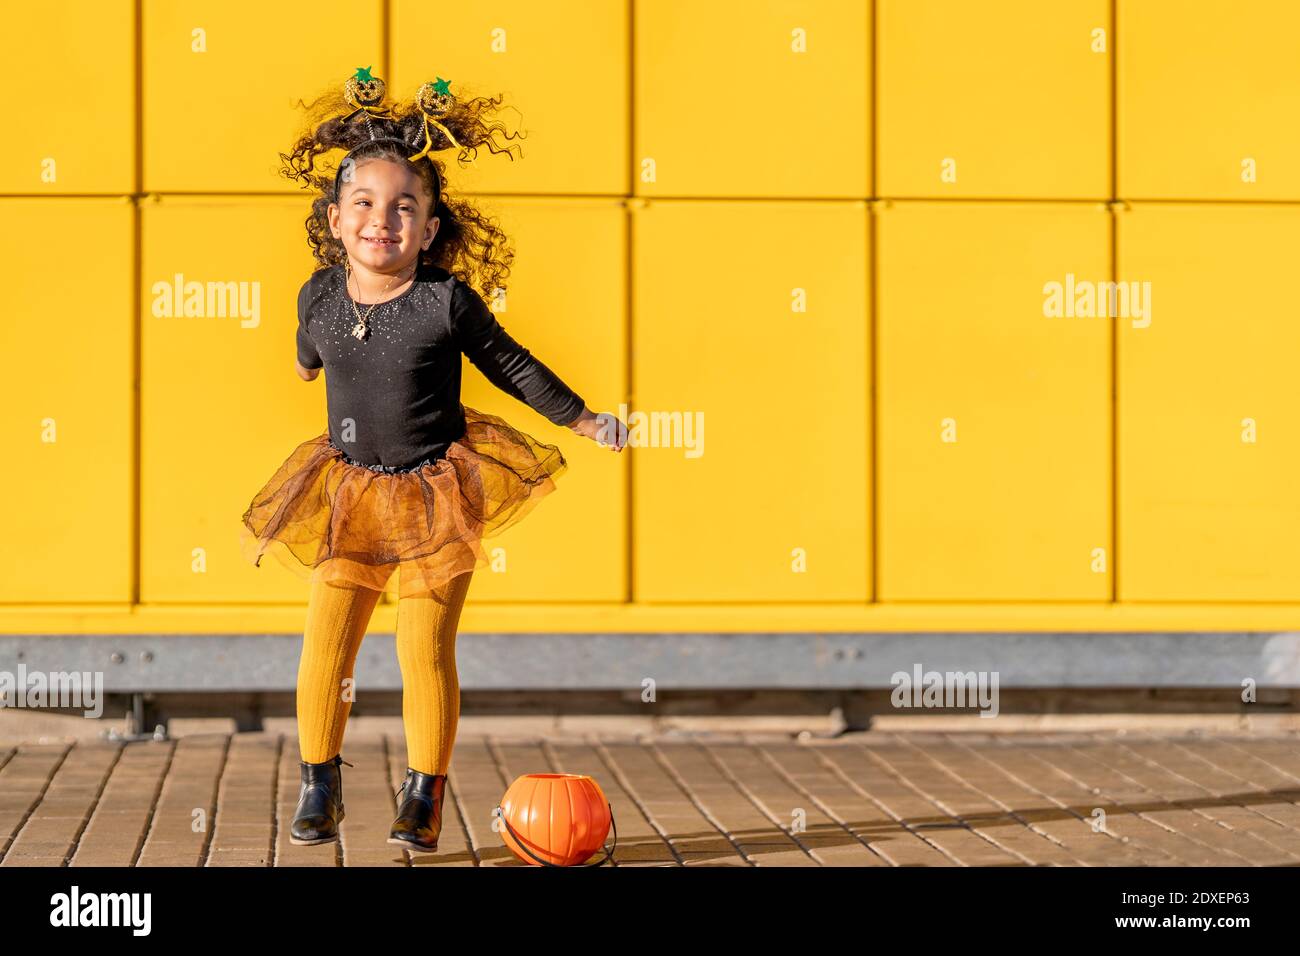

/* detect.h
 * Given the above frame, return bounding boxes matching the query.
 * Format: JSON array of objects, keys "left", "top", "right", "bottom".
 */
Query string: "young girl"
[{"left": 239, "top": 68, "right": 625, "bottom": 852}]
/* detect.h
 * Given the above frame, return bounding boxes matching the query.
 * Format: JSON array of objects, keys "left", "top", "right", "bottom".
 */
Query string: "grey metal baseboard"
[{"left": 1, "top": 631, "right": 1298, "bottom": 692}]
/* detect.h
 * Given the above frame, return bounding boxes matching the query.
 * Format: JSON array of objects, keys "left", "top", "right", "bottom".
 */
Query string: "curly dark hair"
[{"left": 279, "top": 80, "right": 527, "bottom": 301}]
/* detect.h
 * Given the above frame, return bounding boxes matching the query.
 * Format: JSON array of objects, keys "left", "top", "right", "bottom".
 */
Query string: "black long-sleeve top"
[{"left": 295, "top": 262, "right": 585, "bottom": 471}]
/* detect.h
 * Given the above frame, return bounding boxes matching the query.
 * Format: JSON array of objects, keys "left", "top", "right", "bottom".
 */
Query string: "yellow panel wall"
[
  {"left": 381, "top": 196, "right": 627, "bottom": 604},
  {"left": 13, "top": 6, "right": 1300, "bottom": 632},
  {"left": 143, "top": 0, "right": 382, "bottom": 192},
  {"left": 141, "top": 197, "right": 321, "bottom": 602},
  {"left": 391, "top": 0, "right": 628, "bottom": 196},
  {"left": 0, "top": 199, "right": 134, "bottom": 603},
  {"left": 1119, "top": 1, "right": 1300, "bottom": 200},
  {"left": 633, "top": 200, "right": 869, "bottom": 602},
  {"left": 0, "top": 2, "right": 136, "bottom": 194},
  {"left": 635, "top": 0, "right": 870, "bottom": 198},
  {"left": 1118, "top": 204, "right": 1300, "bottom": 600},
  {"left": 877, "top": 202, "right": 1111, "bottom": 600},
  {"left": 878, "top": 0, "right": 1110, "bottom": 199}
]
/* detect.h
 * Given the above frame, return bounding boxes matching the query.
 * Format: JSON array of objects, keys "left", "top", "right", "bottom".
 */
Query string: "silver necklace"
[{"left": 345, "top": 260, "right": 416, "bottom": 341}]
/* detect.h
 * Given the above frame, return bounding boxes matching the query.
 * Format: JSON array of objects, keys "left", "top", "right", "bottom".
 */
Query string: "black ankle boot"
[
  {"left": 388, "top": 768, "right": 447, "bottom": 852},
  {"left": 290, "top": 754, "right": 352, "bottom": 846}
]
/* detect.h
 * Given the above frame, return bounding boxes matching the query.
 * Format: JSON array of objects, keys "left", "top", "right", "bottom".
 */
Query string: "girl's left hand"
[{"left": 567, "top": 408, "right": 627, "bottom": 451}]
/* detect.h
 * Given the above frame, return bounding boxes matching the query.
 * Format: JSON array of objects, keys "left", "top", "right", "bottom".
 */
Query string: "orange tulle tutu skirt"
[{"left": 239, "top": 405, "right": 567, "bottom": 599}]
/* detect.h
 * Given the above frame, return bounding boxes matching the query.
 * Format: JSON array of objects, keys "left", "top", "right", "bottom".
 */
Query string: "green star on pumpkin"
[
  {"left": 354, "top": 65, "right": 375, "bottom": 83},
  {"left": 432, "top": 77, "right": 452, "bottom": 96}
]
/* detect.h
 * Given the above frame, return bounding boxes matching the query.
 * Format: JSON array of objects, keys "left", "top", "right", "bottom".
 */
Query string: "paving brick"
[{"left": 1, "top": 728, "right": 1299, "bottom": 866}]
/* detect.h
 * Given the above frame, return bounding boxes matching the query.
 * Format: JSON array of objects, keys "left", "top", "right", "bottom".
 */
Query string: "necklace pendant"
[{"left": 351, "top": 321, "right": 368, "bottom": 341}]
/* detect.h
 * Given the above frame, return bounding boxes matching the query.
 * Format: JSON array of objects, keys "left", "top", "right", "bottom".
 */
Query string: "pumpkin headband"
[{"left": 333, "top": 66, "right": 467, "bottom": 204}]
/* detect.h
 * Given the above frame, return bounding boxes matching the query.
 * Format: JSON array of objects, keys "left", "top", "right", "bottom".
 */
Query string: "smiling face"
[{"left": 328, "top": 156, "right": 439, "bottom": 273}]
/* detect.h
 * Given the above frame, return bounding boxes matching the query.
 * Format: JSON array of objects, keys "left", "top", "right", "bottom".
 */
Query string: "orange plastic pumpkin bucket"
[{"left": 495, "top": 773, "right": 618, "bottom": 867}]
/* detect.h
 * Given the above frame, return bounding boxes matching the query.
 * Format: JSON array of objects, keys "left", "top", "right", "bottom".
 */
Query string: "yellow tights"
[{"left": 296, "top": 567, "right": 472, "bottom": 776}]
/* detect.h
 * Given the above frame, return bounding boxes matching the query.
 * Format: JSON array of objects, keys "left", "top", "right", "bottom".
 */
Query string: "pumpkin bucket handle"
[{"left": 494, "top": 802, "right": 618, "bottom": 867}]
